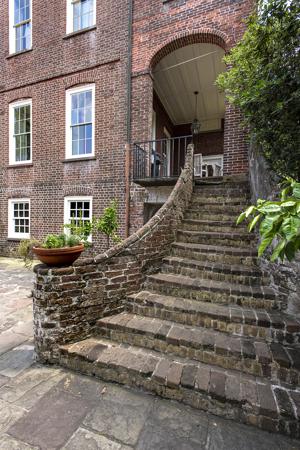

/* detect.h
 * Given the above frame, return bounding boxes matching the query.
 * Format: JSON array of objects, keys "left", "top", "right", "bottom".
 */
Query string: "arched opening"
[
  {"left": 132, "top": 40, "right": 226, "bottom": 182},
  {"left": 153, "top": 42, "right": 225, "bottom": 178}
]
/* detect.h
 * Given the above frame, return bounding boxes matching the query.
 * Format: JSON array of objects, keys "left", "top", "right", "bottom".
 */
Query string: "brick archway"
[{"left": 149, "top": 28, "right": 229, "bottom": 71}]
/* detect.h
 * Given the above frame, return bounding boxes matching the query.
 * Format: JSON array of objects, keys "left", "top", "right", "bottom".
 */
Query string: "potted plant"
[
  {"left": 32, "top": 233, "right": 84, "bottom": 266},
  {"left": 19, "top": 234, "right": 85, "bottom": 267}
]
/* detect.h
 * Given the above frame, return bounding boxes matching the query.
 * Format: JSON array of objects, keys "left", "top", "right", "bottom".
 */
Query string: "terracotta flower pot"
[{"left": 33, "top": 244, "right": 84, "bottom": 267}]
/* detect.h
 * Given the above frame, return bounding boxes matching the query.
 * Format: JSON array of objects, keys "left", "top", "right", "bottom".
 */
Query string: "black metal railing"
[{"left": 133, "top": 135, "right": 192, "bottom": 180}]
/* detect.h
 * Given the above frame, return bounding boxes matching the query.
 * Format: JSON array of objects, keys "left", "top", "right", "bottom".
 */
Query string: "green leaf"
[
  {"left": 271, "top": 239, "right": 286, "bottom": 262},
  {"left": 245, "top": 205, "right": 256, "bottom": 218},
  {"left": 248, "top": 213, "right": 262, "bottom": 232},
  {"left": 284, "top": 240, "right": 296, "bottom": 262},
  {"left": 259, "top": 215, "right": 281, "bottom": 238},
  {"left": 236, "top": 211, "right": 246, "bottom": 225},
  {"left": 258, "top": 236, "right": 273, "bottom": 257},
  {"left": 292, "top": 186, "right": 300, "bottom": 199},
  {"left": 281, "top": 201, "right": 296, "bottom": 208},
  {"left": 281, "top": 186, "right": 290, "bottom": 201},
  {"left": 259, "top": 204, "right": 282, "bottom": 214}
]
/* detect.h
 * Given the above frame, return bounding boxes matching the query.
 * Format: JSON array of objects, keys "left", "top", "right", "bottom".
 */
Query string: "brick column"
[
  {"left": 131, "top": 73, "right": 153, "bottom": 143},
  {"left": 223, "top": 101, "right": 249, "bottom": 176}
]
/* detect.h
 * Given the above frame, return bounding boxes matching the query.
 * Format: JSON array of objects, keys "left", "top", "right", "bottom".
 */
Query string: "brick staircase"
[{"left": 59, "top": 180, "right": 300, "bottom": 437}]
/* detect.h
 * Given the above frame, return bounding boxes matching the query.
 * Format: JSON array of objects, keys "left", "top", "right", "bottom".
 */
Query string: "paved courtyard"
[{"left": 0, "top": 257, "right": 299, "bottom": 450}]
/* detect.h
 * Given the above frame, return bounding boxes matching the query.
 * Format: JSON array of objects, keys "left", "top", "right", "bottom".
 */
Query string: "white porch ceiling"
[{"left": 153, "top": 43, "right": 226, "bottom": 132}]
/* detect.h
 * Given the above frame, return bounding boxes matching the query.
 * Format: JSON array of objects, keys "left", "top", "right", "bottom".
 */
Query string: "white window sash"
[
  {"left": 9, "top": 0, "right": 32, "bottom": 54},
  {"left": 8, "top": 199, "right": 31, "bottom": 239},
  {"left": 65, "top": 84, "right": 95, "bottom": 159},
  {"left": 64, "top": 196, "right": 93, "bottom": 241},
  {"left": 9, "top": 99, "right": 32, "bottom": 166},
  {"left": 66, "top": 0, "right": 96, "bottom": 34}
]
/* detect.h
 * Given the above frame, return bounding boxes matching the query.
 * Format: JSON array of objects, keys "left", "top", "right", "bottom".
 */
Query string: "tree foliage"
[
  {"left": 94, "top": 200, "right": 121, "bottom": 249},
  {"left": 237, "top": 178, "right": 300, "bottom": 261},
  {"left": 217, "top": 0, "right": 300, "bottom": 180}
]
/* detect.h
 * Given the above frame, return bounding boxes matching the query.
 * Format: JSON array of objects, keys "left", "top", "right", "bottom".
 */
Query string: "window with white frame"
[
  {"left": 9, "top": 0, "right": 32, "bottom": 54},
  {"left": 9, "top": 99, "right": 32, "bottom": 165},
  {"left": 8, "top": 199, "right": 30, "bottom": 239},
  {"left": 64, "top": 196, "right": 93, "bottom": 238},
  {"left": 66, "top": 0, "right": 96, "bottom": 34},
  {"left": 65, "top": 85, "right": 95, "bottom": 159}
]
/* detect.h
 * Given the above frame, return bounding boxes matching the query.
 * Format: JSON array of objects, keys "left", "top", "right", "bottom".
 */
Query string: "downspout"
[{"left": 125, "top": 0, "right": 133, "bottom": 238}]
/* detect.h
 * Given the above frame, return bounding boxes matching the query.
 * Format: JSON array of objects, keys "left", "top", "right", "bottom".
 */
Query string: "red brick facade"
[{"left": 0, "top": 0, "right": 253, "bottom": 255}]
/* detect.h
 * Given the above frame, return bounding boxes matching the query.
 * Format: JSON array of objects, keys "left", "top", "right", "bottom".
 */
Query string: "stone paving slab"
[
  {"left": 0, "top": 257, "right": 300, "bottom": 449},
  {"left": 8, "top": 387, "right": 92, "bottom": 450},
  {"left": 0, "top": 344, "right": 34, "bottom": 378},
  {"left": 62, "top": 427, "right": 132, "bottom": 450}
]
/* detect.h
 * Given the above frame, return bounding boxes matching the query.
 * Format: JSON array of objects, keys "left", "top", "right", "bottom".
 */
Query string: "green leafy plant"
[
  {"left": 42, "top": 234, "right": 66, "bottom": 249},
  {"left": 217, "top": 0, "right": 300, "bottom": 180},
  {"left": 18, "top": 238, "right": 41, "bottom": 268},
  {"left": 94, "top": 200, "right": 121, "bottom": 249},
  {"left": 237, "top": 178, "right": 300, "bottom": 261},
  {"left": 64, "top": 215, "right": 93, "bottom": 247}
]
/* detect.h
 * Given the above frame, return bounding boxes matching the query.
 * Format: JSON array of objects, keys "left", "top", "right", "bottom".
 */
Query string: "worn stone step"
[
  {"left": 185, "top": 210, "right": 240, "bottom": 222},
  {"left": 191, "top": 197, "right": 249, "bottom": 206},
  {"left": 177, "top": 230, "right": 256, "bottom": 248},
  {"left": 96, "top": 313, "right": 300, "bottom": 385},
  {"left": 127, "top": 291, "right": 300, "bottom": 344},
  {"left": 161, "top": 256, "right": 267, "bottom": 286},
  {"left": 59, "top": 336, "right": 300, "bottom": 438},
  {"left": 181, "top": 219, "right": 246, "bottom": 233},
  {"left": 187, "top": 203, "right": 245, "bottom": 214},
  {"left": 193, "top": 188, "right": 250, "bottom": 198},
  {"left": 146, "top": 272, "right": 280, "bottom": 310},
  {"left": 171, "top": 242, "right": 258, "bottom": 267}
]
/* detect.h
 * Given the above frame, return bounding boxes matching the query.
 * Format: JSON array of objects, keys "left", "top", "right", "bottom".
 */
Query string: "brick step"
[
  {"left": 177, "top": 230, "right": 256, "bottom": 248},
  {"left": 171, "top": 242, "right": 258, "bottom": 266},
  {"left": 187, "top": 203, "right": 245, "bottom": 213},
  {"left": 146, "top": 273, "right": 280, "bottom": 310},
  {"left": 181, "top": 219, "right": 246, "bottom": 233},
  {"left": 96, "top": 312, "right": 300, "bottom": 385},
  {"left": 161, "top": 256, "right": 268, "bottom": 286},
  {"left": 185, "top": 210, "right": 242, "bottom": 222},
  {"left": 59, "top": 336, "right": 300, "bottom": 438},
  {"left": 193, "top": 188, "right": 250, "bottom": 197},
  {"left": 191, "top": 197, "right": 249, "bottom": 206},
  {"left": 127, "top": 291, "right": 300, "bottom": 344}
]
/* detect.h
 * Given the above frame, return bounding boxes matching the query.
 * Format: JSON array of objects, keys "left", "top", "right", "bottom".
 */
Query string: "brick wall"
[
  {"left": 32, "top": 144, "right": 194, "bottom": 362},
  {"left": 0, "top": 0, "right": 254, "bottom": 254},
  {"left": 0, "top": 0, "right": 130, "bottom": 255}
]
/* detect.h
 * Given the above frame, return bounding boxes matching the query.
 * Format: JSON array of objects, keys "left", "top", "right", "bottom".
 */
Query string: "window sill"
[
  {"left": 6, "top": 48, "right": 33, "bottom": 59},
  {"left": 8, "top": 163, "right": 33, "bottom": 168},
  {"left": 7, "top": 237, "right": 30, "bottom": 241},
  {"left": 63, "top": 156, "right": 96, "bottom": 163},
  {"left": 63, "top": 26, "right": 97, "bottom": 40}
]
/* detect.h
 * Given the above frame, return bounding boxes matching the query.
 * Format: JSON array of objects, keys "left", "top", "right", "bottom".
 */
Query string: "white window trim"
[
  {"left": 64, "top": 196, "right": 93, "bottom": 241},
  {"left": 9, "top": 0, "right": 32, "bottom": 55},
  {"left": 9, "top": 99, "right": 33, "bottom": 166},
  {"left": 65, "top": 84, "right": 95, "bottom": 160},
  {"left": 66, "top": 0, "right": 96, "bottom": 35},
  {"left": 8, "top": 198, "right": 31, "bottom": 239}
]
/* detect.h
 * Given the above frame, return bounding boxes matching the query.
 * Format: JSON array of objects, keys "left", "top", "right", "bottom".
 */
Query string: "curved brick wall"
[{"left": 33, "top": 144, "right": 194, "bottom": 362}]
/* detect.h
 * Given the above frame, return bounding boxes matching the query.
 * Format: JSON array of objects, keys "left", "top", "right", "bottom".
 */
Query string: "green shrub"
[
  {"left": 217, "top": 0, "right": 300, "bottom": 180},
  {"left": 237, "top": 178, "right": 300, "bottom": 261},
  {"left": 18, "top": 239, "right": 41, "bottom": 268}
]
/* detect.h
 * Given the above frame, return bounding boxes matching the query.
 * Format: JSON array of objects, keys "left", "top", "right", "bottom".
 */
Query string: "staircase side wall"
[
  {"left": 32, "top": 145, "right": 194, "bottom": 363},
  {"left": 249, "top": 142, "right": 300, "bottom": 317}
]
